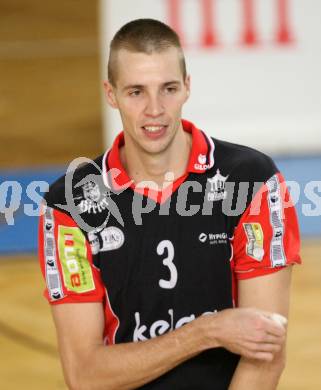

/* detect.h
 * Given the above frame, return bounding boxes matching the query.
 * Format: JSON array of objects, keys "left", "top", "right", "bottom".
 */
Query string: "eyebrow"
[
  {"left": 122, "top": 84, "right": 144, "bottom": 92},
  {"left": 121, "top": 80, "right": 181, "bottom": 92},
  {"left": 163, "top": 80, "right": 181, "bottom": 87}
]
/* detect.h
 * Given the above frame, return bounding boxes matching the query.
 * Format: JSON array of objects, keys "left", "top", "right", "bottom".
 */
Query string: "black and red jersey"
[{"left": 38, "top": 119, "right": 301, "bottom": 389}]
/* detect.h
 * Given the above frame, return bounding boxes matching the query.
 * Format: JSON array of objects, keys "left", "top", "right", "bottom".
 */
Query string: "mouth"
[{"left": 141, "top": 125, "right": 168, "bottom": 139}]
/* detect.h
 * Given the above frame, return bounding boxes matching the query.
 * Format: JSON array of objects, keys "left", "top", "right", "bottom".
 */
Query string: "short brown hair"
[{"left": 108, "top": 18, "right": 186, "bottom": 86}]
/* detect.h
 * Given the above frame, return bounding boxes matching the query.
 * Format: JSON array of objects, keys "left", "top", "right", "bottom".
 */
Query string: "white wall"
[{"left": 100, "top": 0, "right": 321, "bottom": 155}]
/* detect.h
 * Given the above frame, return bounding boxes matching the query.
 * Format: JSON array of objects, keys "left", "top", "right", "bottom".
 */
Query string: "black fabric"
[{"left": 44, "top": 137, "right": 278, "bottom": 389}]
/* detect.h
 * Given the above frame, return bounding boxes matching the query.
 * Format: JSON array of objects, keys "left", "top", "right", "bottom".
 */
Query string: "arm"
[
  {"left": 228, "top": 266, "right": 292, "bottom": 390},
  {"left": 52, "top": 302, "right": 285, "bottom": 390},
  {"left": 52, "top": 302, "right": 206, "bottom": 390}
]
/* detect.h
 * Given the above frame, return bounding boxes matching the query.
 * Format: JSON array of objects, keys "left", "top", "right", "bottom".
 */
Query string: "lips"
[{"left": 142, "top": 125, "right": 168, "bottom": 139}]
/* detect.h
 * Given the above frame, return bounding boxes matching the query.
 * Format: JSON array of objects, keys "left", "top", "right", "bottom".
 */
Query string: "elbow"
[
  {"left": 63, "top": 360, "right": 116, "bottom": 390},
  {"left": 65, "top": 373, "right": 121, "bottom": 390},
  {"left": 65, "top": 371, "right": 91, "bottom": 390},
  {"left": 64, "top": 368, "right": 83, "bottom": 390},
  {"left": 63, "top": 358, "right": 91, "bottom": 390}
]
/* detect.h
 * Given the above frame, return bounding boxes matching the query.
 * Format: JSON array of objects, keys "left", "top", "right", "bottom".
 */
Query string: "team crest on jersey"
[
  {"left": 207, "top": 169, "right": 228, "bottom": 201},
  {"left": 83, "top": 180, "right": 101, "bottom": 202},
  {"left": 75, "top": 180, "right": 110, "bottom": 214}
]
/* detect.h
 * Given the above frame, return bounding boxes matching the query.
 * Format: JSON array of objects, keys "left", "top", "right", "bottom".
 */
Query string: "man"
[{"left": 39, "top": 19, "right": 301, "bottom": 389}]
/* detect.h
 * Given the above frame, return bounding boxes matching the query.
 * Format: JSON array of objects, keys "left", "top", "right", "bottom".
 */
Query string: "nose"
[{"left": 144, "top": 93, "right": 164, "bottom": 117}]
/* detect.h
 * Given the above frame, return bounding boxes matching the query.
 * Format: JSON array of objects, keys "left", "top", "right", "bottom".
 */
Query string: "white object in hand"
[{"left": 271, "top": 313, "right": 287, "bottom": 327}]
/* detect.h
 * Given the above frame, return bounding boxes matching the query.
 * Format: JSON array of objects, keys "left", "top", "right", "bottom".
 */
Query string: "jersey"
[{"left": 38, "top": 119, "right": 301, "bottom": 389}]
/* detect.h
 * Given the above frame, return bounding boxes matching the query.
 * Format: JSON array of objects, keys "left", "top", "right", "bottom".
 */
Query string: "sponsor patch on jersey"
[
  {"left": 243, "top": 223, "right": 264, "bottom": 261},
  {"left": 266, "top": 175, "right": 286, "bottom": 267},
  {"left": 43, "top": 206, "right": 64, "bottom": 301},
  {"left": 134, "top": 308, "right": 218, "bottom": 341},
  {"left": 88, "top": 230, "right": 101, "bottom": 255},
  {"left": 199, "top": 233, "right": 208, "bottom": 243},
  {"left": 198, "top": 232, "right": 228, "bottom": 245},
  {"left": 207, "top": 169, "right": 228, "bottom": 201},
  {"left": 194, "top": 153, "right": 210, "bottom": 170},
  {"left": 99, "top": 226, "right": 125, "bottom": 251},
  {"left": 58, "top": 226, "right": 95, "bottom": 293}
]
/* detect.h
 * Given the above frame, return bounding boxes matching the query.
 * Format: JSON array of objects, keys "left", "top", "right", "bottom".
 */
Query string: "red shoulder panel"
[
  {"left": 232, "top": 172, "right": 301, "bottom": 280},
  {"left": 38, "top": 205, "right": 105, "bottom": 304}
]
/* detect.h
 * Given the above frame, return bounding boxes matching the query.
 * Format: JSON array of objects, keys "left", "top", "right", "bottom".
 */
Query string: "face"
[{"left": 104, "top": 47, "right": 190, "bottom": 156}]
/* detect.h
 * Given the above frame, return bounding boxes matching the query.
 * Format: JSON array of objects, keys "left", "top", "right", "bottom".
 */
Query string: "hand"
[{"left": 200, "top": 308, "right": 286, "bottom": 362}]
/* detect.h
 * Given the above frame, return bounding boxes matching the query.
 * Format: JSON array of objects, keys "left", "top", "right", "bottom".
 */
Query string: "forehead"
[{"left": 114, "top": 47, "right": 183, "bottom": 87}]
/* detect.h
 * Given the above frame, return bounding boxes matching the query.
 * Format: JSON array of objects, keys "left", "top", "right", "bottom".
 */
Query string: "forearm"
[
  {"left": 54, "top": 304, "right": 287, "bottom": 390},
  {"left": 228, "top": 349, "right": 286, "bottom": 390},
  {"left": 67, "top": 318, "right": 210, "bottom": 390}
]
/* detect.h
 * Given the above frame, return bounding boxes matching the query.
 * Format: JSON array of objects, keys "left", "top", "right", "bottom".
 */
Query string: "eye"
[
  {"left": 165, "top": 86, "right": 177, "bottom": 94},
  {"left": 129, "top": 90, "right": 141, "bottom": 97}
]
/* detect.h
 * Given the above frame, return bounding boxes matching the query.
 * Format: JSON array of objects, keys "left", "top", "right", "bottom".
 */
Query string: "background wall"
[
  {"left": 102, "top": 0, "right": 321, "bottom": 154},
  {"left": 0, "top": 0, "right": 103, "bottom": 168}
]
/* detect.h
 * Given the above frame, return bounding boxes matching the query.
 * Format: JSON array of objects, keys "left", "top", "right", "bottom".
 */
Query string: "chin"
[{"left": 141, "top": 140, "right": 170, "bottom": 156}]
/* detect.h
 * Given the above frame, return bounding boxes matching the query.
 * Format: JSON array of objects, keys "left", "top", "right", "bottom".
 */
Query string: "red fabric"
[
  {"left": 231, "top": 172, "right": 301, "bottom": 281},
  {"left": 103, "top": 287, "right": 120, "bottom": 345},
  {"left": 38, "top": 206, "right": 105, "bottom": 304}
]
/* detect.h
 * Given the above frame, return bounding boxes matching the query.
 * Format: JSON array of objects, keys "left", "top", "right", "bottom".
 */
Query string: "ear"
[{"left": 103, "top": 80, "right": 118, "bottom": 109}]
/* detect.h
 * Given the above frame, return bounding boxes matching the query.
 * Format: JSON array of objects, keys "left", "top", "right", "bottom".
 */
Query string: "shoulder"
[
  {"left": 44, "top": 154, "right": 105, "bottom": 209},
  {"left": 211, "top": 137, "right": 278, "bottom": 184}
]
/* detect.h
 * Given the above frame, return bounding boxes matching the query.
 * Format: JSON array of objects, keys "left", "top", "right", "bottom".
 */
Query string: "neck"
[{"left": 120, "top": 125, "right": 191, "bottom": 189}]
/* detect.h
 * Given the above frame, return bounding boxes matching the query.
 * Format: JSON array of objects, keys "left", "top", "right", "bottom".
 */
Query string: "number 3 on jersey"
[{"left": 156, "top": 240, "right": 177, "bottom": 289}]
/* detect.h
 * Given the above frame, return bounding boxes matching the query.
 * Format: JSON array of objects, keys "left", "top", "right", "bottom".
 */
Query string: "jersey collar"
[{"left": 103, "top": 119, "right": 215, "bottom": 189}]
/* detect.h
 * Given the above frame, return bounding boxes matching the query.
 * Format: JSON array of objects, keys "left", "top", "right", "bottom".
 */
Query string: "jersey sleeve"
[
  {"left": 232, "top": 172, "right": 301, "bottom": 280},
  {"left": 38, "top": 204, "right": 105, "bottom": 304}
]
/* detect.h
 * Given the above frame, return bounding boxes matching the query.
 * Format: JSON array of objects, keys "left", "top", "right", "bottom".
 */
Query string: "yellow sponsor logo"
[
  {"left": 58, "top": 226, "right": 95, "bottom": 293},
  {"left": 243, "top": 223, "right": 264, "bottom": 261}
]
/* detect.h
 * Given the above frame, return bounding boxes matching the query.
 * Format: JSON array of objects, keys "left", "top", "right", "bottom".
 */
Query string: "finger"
[
  {"left": 250, "top": 351, "right": 274, "bottom": 362},
  {"left": 246, "top": 341, "right": 282, "bottom": 353},
  {"left": 260, "top": 333, "right": 285, "bottom": 345},
  {"left": 255, "top": 342, "right": 282, "bottom": 353}
]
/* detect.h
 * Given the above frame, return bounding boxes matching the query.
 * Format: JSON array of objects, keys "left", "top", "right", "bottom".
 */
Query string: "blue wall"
[
  {"left": 276, "top": 156, "right": 321, "bottom": 238},
  {"left": 0, "top": 167, "right": 65, "bottom": 254}
]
